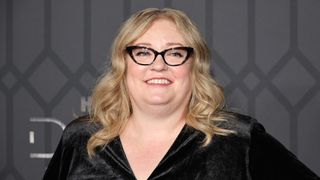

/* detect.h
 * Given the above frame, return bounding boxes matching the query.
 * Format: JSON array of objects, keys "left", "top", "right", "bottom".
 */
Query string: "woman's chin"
[{"left": 144, "top": 96, "right": 171, "bottom": 106}]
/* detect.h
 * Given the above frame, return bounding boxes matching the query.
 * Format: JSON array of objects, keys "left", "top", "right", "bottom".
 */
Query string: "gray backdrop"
[{"left": 0, "top": 0, "right": 319, "bottom": 179}]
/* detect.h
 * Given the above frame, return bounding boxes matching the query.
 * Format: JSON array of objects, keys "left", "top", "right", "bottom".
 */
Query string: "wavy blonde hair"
[{"left": 87, "top": 8, "right": 233, "bottom": 156}]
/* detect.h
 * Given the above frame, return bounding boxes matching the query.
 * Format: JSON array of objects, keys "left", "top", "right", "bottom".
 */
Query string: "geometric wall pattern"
[{"left": 0, "top": 0, "right": 319, "bottom": 179}]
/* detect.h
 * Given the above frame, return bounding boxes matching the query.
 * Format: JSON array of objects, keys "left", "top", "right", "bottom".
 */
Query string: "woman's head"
[
  {"left": 88, "top": 8, "right": 229, "bottom": 156},
  {"left": 125, "top": 18, "right": 193, "bottom": 116}
]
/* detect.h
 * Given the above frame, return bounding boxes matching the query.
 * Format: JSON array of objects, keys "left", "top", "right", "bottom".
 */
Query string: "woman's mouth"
[{"left": 145, "top": 78, "right": 172, "bottom": 85}]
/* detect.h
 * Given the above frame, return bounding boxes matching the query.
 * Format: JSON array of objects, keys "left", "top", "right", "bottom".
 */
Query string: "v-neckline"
[{"left": 116, "top": 124, "right": 191, "bottom": 179}]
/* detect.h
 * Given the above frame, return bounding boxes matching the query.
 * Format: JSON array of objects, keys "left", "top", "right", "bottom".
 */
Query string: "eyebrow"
[
  {"left": 134, "top": 43, "right": 151, "bottom": 46},
  {"left": 167, "top": 42, "right": 184, "bottom": 46},
  {"left": 133, "top": 42, "right": 185, "bottom": 47}
]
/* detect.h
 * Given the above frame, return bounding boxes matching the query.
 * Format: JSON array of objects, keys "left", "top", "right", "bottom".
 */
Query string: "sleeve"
[
  {"left": 248, "top": 123, "right": 320, "bottom": 180},
  {"left": 42, "top": 136, "right": 74, "bottom": 180}
]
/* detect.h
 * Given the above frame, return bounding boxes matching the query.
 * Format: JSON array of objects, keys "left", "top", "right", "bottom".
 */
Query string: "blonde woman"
[{"left": 43, "top": 8, "right": 319, "bottom": 180}]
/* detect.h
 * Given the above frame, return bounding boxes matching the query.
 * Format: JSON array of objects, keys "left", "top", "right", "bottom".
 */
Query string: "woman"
[{"left": 43, "top": 8, "right": 319, "bottom": 180}]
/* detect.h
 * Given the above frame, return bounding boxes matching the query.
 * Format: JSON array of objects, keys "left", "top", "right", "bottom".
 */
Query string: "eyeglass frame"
[{"left": 125, "top": 46, "right": 194, "bottom": 66}]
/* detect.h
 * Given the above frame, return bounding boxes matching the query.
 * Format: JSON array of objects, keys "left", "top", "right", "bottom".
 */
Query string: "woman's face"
[{"left": 125, "top": 18, "right": 193, "bottom": 112}]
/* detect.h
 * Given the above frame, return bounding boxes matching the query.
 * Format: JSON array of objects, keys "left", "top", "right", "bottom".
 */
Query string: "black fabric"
[{"left": 43, "top": 114, "right": 320, "bottom": 180}]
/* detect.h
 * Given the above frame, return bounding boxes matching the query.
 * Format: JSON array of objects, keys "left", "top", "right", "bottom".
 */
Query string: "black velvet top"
[{"left": 43, "top": 113, "right": 319, "bottom": 180}]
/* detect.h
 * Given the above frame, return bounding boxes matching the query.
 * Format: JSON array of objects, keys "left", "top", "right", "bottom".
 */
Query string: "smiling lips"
[{"left": 146, "top": 78, "right": 172, "bottom": 85}]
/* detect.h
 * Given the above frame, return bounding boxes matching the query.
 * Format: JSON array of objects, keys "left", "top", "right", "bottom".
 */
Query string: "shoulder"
[
  {"left": 217, "top": 111, "right": 264, "bottom": 138},
  {"left": 60, "top": 115, "right": 101, "bottom": 148}
]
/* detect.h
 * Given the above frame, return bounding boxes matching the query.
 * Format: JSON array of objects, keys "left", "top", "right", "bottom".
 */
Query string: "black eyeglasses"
[{"left": 125, "top": 46, "right": 193, "bottom": 66}]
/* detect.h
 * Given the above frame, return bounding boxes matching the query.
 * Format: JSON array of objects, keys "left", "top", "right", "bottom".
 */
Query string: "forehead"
[{"left": 133, "top": 18, "right": 187, "bottom": 46}]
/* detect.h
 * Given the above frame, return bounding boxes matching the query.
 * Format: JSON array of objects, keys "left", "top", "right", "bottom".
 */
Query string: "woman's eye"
[
  {"left": 135, "top": 51, "right": 151, "bottom": 56},
  {"left": 168, "top": 52, "right": 183, "bottom": 57}
]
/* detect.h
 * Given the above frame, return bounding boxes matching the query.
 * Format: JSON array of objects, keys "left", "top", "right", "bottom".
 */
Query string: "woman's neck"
[{"left": 122, "top": 107, "right": 186, "bottom": 140}]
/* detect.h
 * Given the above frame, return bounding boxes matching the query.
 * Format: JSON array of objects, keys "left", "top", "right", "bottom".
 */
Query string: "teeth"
[{"left": 147, "top": 79, "right": 170, "bottom": 84}]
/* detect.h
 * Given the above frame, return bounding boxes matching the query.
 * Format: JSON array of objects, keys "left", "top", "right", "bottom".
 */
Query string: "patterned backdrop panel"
[{"left": 0, "top": 0, "right": 319, "bottom": 179}]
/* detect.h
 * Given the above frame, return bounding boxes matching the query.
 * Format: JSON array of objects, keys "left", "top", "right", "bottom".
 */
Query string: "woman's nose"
[{"left": 150, "top": 54, "right": 168, "bottom": 71}]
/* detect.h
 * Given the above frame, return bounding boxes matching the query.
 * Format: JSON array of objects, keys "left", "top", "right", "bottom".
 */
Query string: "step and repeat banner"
[{"left": 0, "top": 0, "right": 319, "bottom": 179}]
